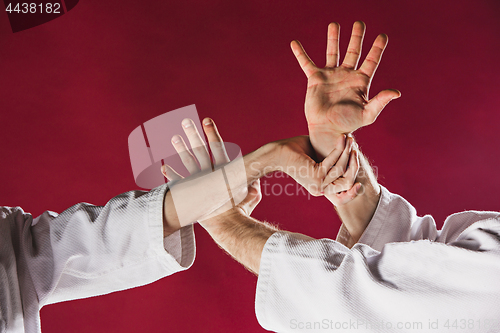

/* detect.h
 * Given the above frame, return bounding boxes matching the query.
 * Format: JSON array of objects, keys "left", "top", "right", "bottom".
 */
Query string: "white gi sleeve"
[
  {"left": 256, "top": 187, "right": 500, "bottom": 333},
  {"left": 0, "top": 184, "right": 195, "bottom": 333},
  {"left": 358, "top": 185, "right": 500, "bottom": 251}
]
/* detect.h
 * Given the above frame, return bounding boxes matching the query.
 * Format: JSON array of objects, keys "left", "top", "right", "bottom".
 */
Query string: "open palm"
[{"left": 292, "top": 21, "right": 400, "bottom": 136}]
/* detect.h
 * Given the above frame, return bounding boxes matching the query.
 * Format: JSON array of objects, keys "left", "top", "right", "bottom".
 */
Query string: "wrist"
[
  {"left": 308, "top": 126, "right": 344, "bottom": 160},
  {"left": 307, "top": 123, "right": 344, "bottom": 137}
]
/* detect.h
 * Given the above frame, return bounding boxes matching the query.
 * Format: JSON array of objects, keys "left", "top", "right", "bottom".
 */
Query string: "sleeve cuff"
[
  {"left": 148, "top": 184, "right": 196, "bottom": 273},
  {"left": 357, "top": 185, "right": 415, "bottom": 251}
]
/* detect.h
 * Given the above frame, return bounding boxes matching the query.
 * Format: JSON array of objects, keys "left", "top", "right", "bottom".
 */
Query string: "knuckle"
[
  {"left": 210, "top": 141, "right": 224, "bottom": 150},
  {"left": 181, "top": 157, "right": 197, "bottom": 167},
  {"left": 193, "top": 146, "right": 207, "bottom": 154}
]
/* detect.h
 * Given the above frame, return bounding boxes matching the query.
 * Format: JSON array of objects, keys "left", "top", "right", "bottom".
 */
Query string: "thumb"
[
  {"left": 363, "top": 89, "right": 401, "bottom": 126},
  {"left": 239, "top": 179, "right": 261, "bottom": 206}
]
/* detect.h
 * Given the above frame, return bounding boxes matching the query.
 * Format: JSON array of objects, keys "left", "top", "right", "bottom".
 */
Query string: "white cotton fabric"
[
  {"left": 255, "top": 186, "right": 500, "bottom": 333},
  {"left": 0, "top": 184, "right": 195, "bottom": 333}
]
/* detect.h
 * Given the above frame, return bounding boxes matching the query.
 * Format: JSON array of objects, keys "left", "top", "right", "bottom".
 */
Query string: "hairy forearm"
[
  {"left": 333, "top": 150, "right": 380, "bottom": 242},
  {"left": 309, "top": 130, "right": 380, "bottom": 243},
  {"left": 200, "top": 208, "right": 277, "bottom": 274}
]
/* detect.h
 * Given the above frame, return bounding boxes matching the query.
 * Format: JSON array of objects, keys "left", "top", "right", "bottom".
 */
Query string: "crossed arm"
[
  {"left": 160, "top": 22, "right": 399, "bottom": 271},
  {"left": 158, "top": 24, "right": 500, "bottom": 331},
  {"left": 161, "top": 120, "right": 500, "bottom": 331},
  {"left": 160, "top": 118, "right": 359, "bottom": 273}
]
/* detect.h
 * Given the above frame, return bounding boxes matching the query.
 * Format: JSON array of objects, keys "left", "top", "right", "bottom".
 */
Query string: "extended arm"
[
  {"left": 184, "top": 172, "right": 500, "bottom": 332},
  {"left": 291, "top": 22, "right": 400, "bottom": 244},
  {"left": 255, "top": 186, "right": 500, "bottom": 331},
  {"left": 255, "top": 223, "right": 500, "bottom": 332},
  {"left": 1, "top": 186, "right": 195, "bottom": 332}
]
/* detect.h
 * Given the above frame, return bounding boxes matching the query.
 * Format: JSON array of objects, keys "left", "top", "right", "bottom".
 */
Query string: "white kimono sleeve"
[
  {"left": 358, "top": 186, "right": 500, "bottom": 250},
  {"left": 337, "top": 185, "right": 500, "bottom": 251},
  {"left": 0, "top": 184, "right": 195, "bottom": 333},
  {"left": 256, "top": 187, "right": 500, "bottom": 333}
]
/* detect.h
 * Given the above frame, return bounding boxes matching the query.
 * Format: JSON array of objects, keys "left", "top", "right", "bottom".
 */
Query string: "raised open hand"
[{"left": 291, "top": 21, "right": 400, "bottom": 156}]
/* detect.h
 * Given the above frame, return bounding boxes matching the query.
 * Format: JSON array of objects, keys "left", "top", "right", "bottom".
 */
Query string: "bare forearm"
[
  {"left": 334, "top": 150, "right": 380, "bottom": 242},
  {"left": 200, "top": 208, "right": 277, "bottom": 274},
  {"left": 309, "top": 131, "right": 380, "bottom": 243}
]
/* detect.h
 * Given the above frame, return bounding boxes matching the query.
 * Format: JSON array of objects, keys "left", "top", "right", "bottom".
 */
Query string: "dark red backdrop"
[{"left": 1, "top": 1, "right": 499, "bottom": 332}]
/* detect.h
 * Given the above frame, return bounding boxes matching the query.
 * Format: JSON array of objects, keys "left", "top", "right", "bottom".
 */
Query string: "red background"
[{"left": 1, "top": 1, "right": 499, "bottom": 332}]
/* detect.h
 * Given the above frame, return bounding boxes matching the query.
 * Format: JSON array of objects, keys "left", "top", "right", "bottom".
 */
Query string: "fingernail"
[
  {"left": 203, "top": 118, "right": 213, "bottom": 126},
  {"left": 172, "top": 135, "right": 181, "bottom": 144},
  {"left": 182, "top": 119, "right": 193, "bottom": 128}
]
